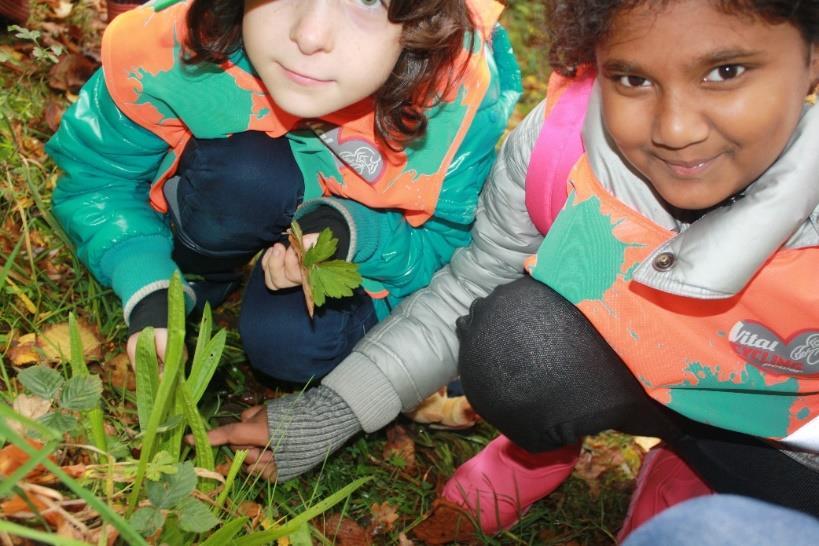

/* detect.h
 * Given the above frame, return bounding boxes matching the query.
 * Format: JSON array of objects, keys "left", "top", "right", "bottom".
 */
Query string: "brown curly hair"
[
  {"left": 545, "top": 0, "right": 818, "bottom": 76},
  {"left": 184, "top": 0, "right": 478, "bottom": 148}
]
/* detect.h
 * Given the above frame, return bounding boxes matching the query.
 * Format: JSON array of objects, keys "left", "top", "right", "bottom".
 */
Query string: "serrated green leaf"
[
  {"left": 146, "top": 451, "right": 179, "bottom": 482},
  {"left": 60, "top": 375, "right": 102, "bottom": 411},
  {"left": 310, "top": 260, "right": 362, "bottom": 301},
  {"left": 146, "top": 461, "right": 197, "bottom": 509},
  {"left": 176, "top": 497, "right": 220, "bottom": 533},
  {"left": 18, "top": 365, "right": 64, "bottom": 399},
  {"left": 40, "top": 411, "right": 78, "bottom": 434},
  {"left": 290, "top": 219, "right": 304, "bottom": 243},
  {"left": 129, "top": 506, "right": 166, "bottom": 537},
  {"left": 303, "top": 228, "right": 338, "bottom": 267}
]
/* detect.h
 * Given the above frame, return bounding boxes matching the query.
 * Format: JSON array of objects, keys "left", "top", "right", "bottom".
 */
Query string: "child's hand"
[
  {"left": 261, "top": 232, "right": 319, "bottom": 290},
  {"left": 126, "top": 327, "right": 169, "bottom": 369},
  {"left": 201, "top": 405, "right": 277, "bottom": 480}
]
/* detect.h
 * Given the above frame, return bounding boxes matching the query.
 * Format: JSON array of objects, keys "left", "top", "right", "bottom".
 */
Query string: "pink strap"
[{"left": 525, "top": 73, "right": 595, "bottom": 234}]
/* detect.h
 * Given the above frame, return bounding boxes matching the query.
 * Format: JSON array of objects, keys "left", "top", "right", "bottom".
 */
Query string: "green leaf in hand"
[{"left": 289, "top": 221, "right": 362, "bottom": 318}]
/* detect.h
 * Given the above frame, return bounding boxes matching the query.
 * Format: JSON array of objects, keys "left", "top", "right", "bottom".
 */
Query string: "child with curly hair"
[{"left": 47, "top": 0, "right": 519, "bottom": 392}]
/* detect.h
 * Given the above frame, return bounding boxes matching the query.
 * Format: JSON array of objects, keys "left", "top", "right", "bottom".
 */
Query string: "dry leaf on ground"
[
  {"left": 411, "top": 499, "right": 479, "bottom": 545},
  {"left": 633, "top": 436, "right": 662, "bottom": 452},
  {"left": 8, "top": 333, "right": 40, "bottom": 366},
  {"left": 383, "top": 424, "right": 416, "bottom": 472},
  {"left": 10, "top": 394, "right": 52, "bottom": 435},
  {"left": 39, "top": 320, "right": 103, "bottom": 363},
  {"left": 406, "top": 389, "right": 480, "bottom": 430},
  {"left": 106, "top": 353, "right": 135, "bottom": 390},
  {"left": 316, "top": 513, "right": 373, "bottom": 546},
  {"left": 47, "top": 53, "right": 98, "bottom": 93},
  {"left": 370, "top": 501, "right": 399, "bottom": 533}
]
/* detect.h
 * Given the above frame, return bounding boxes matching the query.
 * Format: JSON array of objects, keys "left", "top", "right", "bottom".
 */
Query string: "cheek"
[{"left": 601, "top": 92, "right": 651, "bottom": 156}]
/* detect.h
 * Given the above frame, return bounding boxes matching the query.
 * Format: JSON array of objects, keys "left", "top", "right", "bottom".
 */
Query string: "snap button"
[{"left": 653, "top": 251, "right": 676, "bottom": 271}]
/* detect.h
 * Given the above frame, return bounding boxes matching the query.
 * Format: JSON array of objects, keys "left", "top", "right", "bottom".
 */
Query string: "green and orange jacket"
[{"left": 46, "top": 0, "right": 521, "bottom": 323}]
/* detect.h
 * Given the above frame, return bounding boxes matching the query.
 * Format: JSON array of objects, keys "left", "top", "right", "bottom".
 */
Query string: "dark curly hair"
[
  {"left": 184, "top": 0, "right": 477, "bottom": 148},
  {"left": 545, "top": 0, "right": 818, "bottom": 76}
]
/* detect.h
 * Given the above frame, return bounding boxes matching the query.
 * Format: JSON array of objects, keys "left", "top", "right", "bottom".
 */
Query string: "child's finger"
[
  {"left": 206, "top": 421, "right": 267, "bottom": 446},
  {"left": 284, "top": 247, "right": 303, "bottom": 284},
  {"left": 241, "top": 405, "right": 265, "bottom": 420}
]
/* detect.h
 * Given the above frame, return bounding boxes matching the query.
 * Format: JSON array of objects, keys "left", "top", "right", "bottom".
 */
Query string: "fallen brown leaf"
[
  {"left": 411, "top": 499, "right": 479, "bottom": 545},
  {"left": 0, "top": 440, "right": 49, "bottom": 480},
  {"left": 39, "top": 320, "right": 103, "bottom": 363},
  {"left": 106, "top": 353, "right": 135, "bottom": 390},
  {"left": 44, "top": 99, "right": 66, "bottom": 132},
  {"left": 383, "top": 424, "right": 416, "bottom": 472},
  {"left": 370, "top": 501, "right": 399, "bottom": 533},
  {"left": 317, "top": 513, "right": 372, "bottom": 546},
  {"left": 47, "top": 53, "right": 98, "bottom": 93},
  {"left": 406, "top": 389, "right": 480, "bottom": 430},
  {"left": 10, "top": 394, "right": 52, "bottom": 436},
  {"left": 8, "top": 333, "right": 41, "bottom": 366}
]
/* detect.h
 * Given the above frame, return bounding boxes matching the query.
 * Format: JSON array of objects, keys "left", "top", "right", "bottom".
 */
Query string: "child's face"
[
  {"left": 243, "top": 0, "right": 403, "bottom": 118},
  {"left": 596, "top": 0, "right": 819, "bottom": 211}
]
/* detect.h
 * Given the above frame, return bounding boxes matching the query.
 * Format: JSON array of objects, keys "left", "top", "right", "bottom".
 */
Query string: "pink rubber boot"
[
  {"left": 443, "top": 435, "right": 581, "bottom": 534},
  {"left": 616, "top": 445, "right": 713, "bottom": 542}
]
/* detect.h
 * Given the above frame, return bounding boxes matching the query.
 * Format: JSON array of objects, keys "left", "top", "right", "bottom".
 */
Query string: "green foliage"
[
  {"left": 17, "top": 365, "right": 63, "bottom": 399},
  {"left": 291, "top": 221, "right": 363, "bottom": 309},
  {"left": 6, "top": 25, "right": 63, "bottom": 65},
  {"left": 17, "top": 363, "right": 102, "bottom": 437}
]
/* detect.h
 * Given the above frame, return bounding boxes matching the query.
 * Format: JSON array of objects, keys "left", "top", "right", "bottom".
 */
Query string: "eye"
[
  {"left": 359, "top": 0, "right": 383, "bottom": 6},
  {"left": 704, "top": 64, "right": 746, "bottom": 82},
  {"left": 616, "top": 75, "right": 652, "bottom": 88}
]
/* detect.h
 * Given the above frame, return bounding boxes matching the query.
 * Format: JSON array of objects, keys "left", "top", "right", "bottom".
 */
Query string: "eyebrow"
[{"left": 601, "top": 48, "right": 765, "bottom": 74}]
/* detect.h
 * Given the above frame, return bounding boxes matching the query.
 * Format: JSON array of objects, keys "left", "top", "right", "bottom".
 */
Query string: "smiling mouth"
[
  {"left": 658, "top": 154, "right": 724, "bottom": 178},
  {"left": 279, "top": 64, "right": 332, "bottom": 86}
]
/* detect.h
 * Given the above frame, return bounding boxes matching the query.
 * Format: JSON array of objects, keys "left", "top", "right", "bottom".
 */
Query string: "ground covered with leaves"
[{"left": 0, "top": 1, "right": 652, "bottom": 544}]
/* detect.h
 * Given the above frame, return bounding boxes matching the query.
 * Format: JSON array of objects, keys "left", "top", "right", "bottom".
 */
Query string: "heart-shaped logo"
[{"left": 729, "top": 321, "right": 819, "bottom": 377}]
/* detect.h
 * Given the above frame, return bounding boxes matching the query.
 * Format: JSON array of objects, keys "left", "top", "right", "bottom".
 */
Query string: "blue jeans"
[
  {"left": 170, "top": 131, "right": 377, "bottom": 383},
  {"left": 623, "top": 495, "right": 819, "bottom": 546}
]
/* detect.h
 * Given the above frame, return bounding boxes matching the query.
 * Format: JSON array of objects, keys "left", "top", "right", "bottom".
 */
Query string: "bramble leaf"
[
  {"left": 130, "top": 506, "right": 165, "bottom": 537},
  {"left": 177, "top": 497, "right": 220, "bottom": 533},
  {"left": 40, "top": 411, "right": 78, "bottom": 434},
  {"left": 18, "top": 365, "right": 63, "bottom": 399},
  {"left": 146, "top": 461, "right": 197, "bottom": 509},
  {"left": 60, "top": 375, "right": 102, "bottom": 411}
]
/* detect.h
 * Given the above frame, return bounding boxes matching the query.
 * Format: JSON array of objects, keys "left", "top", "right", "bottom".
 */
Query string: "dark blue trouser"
[{"left": 169, "top": 131, "right": 377, "bottom": 383}]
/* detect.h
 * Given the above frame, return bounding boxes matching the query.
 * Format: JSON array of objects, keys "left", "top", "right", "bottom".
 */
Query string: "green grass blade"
[
  {"left": 164, "top": 395, "right": 185, "bottom": 461},
  {"left": 179, "top": 378, "right": 214, "bottom": 473},
  {"left": 0, "top": 519, "right": 90, "bottom": 546},
  {"left": 134, "top": 327, "right": 160, "bottom": 432},
  {"left": 0, "top": 403, "right": 60, "bottom": 441},
  {"left": 199, "top": 517, "right": 248, "bottom": 546},
  {"left": 234, "top": 477, "right": 373, "bottom": 546},
  {"left": 67, "top": 313, "right": 107, "bottom": 458},
  {"left": 187, "top": 329, "right": 226, "bottom": 404},
  {"left": 191, "top": 303, "right": 213, "bottom": 371},
  {"left": 127, "top": 274, "right": 188, "bottom": 513},
  {"left": 215, "top": 449, "right": 248, "bottom": 509},
  {"left": 0, "top": 235, "right": 24, "bottom": 294},
  {"left": 0, "top": 411, "right": 148, "bottom": 546},
  {"left": 0, "top": 439, "right": 59, "bottom": 498}
]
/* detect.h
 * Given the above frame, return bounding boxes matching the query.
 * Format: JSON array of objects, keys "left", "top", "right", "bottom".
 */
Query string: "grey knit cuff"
[
  {"left": 321, "top": 353, "right": 402, "bottom": 433},
  {"left": 266, "top": 385, "right": 361, "bottom": 482}
]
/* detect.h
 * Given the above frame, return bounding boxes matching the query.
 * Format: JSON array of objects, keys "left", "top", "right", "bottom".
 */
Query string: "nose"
[
  {"left": 651, "top": 90, "right": 709, "bottom": 150},
  {"left": 290, "top": 0, "right": 335, "bottom": 55}
]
